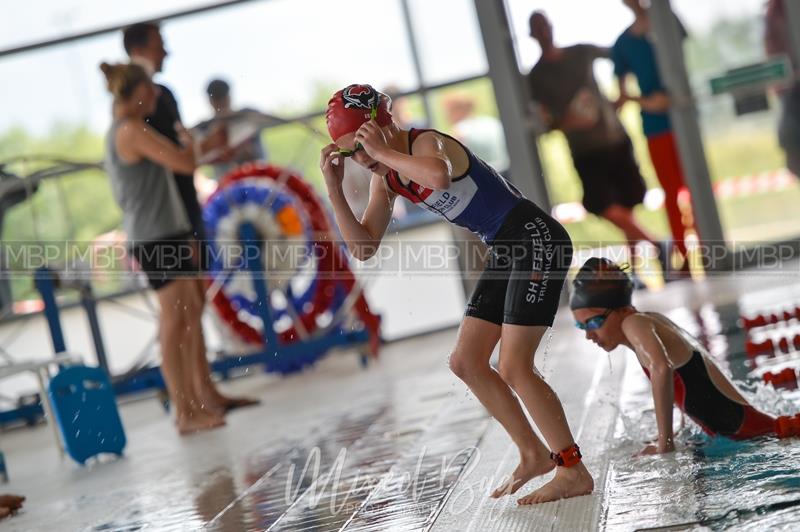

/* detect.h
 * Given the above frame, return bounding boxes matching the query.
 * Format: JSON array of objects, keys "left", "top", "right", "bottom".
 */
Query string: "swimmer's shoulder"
[
  {"left": 411, "top": 128, "right": 465, "bottom": 155},
  {"left": 408, "top": 129, "right": 446, "bottom": 154},
  {"left": 410, "top": 129, "right": 469, "bottom": 177},
  {"left": 620, "top": 311, "right": 660, "bottom": 340},
  {"left": 620, "top": 311, "right": 654, "bottom": 327}
]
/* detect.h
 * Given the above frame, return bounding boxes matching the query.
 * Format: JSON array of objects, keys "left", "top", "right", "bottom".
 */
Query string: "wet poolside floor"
[
  {"left": 4, "top": 269, "right": 800, "bottom": 530},
  {"left": 2, "top": 327, "right": 499, "bottom": 531},
  {"left": 600, "top": 283, "right": 800, "bottom": 531}
]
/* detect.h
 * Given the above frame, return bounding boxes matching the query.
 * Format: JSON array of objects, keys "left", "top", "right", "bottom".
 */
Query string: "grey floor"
[{"left": 3, "top": 267, "right": 800, "bottom": 531}]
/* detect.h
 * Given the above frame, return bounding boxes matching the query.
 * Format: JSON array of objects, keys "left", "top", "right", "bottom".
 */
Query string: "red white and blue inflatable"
[{"left": 203, "top": 163, "right": 381, "bottom": 373}]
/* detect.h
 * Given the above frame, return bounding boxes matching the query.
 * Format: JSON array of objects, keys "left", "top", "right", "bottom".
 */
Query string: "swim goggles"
[
  {"left": 574, "top": 309, "right": 613, "bottom": 331},
  {"left": 336, "top": 107, "right": 378, "bottom": 157}
]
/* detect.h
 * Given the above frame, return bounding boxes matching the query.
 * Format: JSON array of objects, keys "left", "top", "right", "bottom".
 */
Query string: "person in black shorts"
[
  {"left": 123, "top": 22, "right": 230, "bottom": 271},
  {"left": 570, "top": 137, "right": 646, "bottom": 217},
  {"left": 466, "top": 202, "right": 573, "bottom": 329},
  {"left": 101, "top": 62, "right": 256, "bottom": 435},
  {"left": 321, "top": 84, "right": 593, "bottom": 504},
  {"left": 527, "top": 11, "right": 668, "bottom": 279},
  {"left": 121, "top": 24, "right": 258, "bottom": 420}
]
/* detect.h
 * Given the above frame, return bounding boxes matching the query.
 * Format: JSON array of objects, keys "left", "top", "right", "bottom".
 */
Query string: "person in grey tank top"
[
  {"left": 105, "top": 119, "right": 190, "bottom": 242},
  {"left": 101, "top": 62, "right": 257, "bottom": 435}
]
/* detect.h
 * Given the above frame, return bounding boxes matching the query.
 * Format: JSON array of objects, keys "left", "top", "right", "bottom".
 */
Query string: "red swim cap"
[{"left": 326, "top": 84, "right": 393, "bottom": 142}]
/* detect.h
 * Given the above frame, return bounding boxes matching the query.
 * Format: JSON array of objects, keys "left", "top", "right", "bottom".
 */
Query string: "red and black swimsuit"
[{"left": 643, "top": 351, "right": 776, "bottom": 440}]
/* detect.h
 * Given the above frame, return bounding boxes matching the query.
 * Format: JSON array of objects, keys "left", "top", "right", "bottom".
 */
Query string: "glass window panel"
[
  {"left": 407, "top": 0, "right": 487, "bottom": 85},
  {"left": 0, "top": 0, "right": 201, "bottom": 50},
  {"left": 673, "top": 0, "right": 800, "bottom": 243}
]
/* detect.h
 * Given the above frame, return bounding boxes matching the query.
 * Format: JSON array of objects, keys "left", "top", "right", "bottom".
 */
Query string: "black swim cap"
[{"left": 570, "top": 257, "right": 634, "bottom": 310}]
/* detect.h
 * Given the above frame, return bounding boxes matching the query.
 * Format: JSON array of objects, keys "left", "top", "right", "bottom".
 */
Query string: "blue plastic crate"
[{"left": 48, "top": 366, "right": 126, "bottom": 464}]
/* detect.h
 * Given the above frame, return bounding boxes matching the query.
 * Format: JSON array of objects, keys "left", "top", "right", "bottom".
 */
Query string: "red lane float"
[
  {"left": 745, "top": 338, "right": 774, "bottom": 357},
  {"left": 776, "top": 414, "right": 800, "bottom": 438},
  {"left": 745, "top": 333, "right": 800, "bottom": 357},
  {"left": 763, "top": 368, "right": 799, "bottom": 390},
  {"left": 740, "top": 306, "right": 800, "bottom": 331}
]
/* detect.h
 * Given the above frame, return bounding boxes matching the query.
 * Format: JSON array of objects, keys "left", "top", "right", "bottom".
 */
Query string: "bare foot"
[
  {"left": 517, "top": 463, "right": 593, "bottom": 505},
  {"left": 177, "top": 409, "right": 226, "bottom": 435},
  {"left": 218, "top": 395, "right": 260, "bottom": 413},
  {"left": 491, "top": 451, "right": 555, "bottom": 498},
  {"left": 196, "top": 389, "right": 260, "bottom": 415}
]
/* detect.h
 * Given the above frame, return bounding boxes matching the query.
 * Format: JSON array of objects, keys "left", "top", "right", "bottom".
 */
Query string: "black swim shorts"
[
  {"left": 130, "top": 232, "right": 199, "bottom": 290},
  {"left": 465, "top": 199, "right": 573, "bottom": 327}
]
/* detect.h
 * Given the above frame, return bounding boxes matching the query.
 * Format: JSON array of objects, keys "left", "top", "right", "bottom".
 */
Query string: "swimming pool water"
[{"left": 600, "top": 298, "right": 800, "bottom": 531}]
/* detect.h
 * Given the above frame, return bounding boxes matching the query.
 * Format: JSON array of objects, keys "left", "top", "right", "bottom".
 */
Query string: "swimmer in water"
[{"left": 571, "top": 257, "right": 782, "bottom": 454}]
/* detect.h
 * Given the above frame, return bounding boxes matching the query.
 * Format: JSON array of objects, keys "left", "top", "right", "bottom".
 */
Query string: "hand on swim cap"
[
  {"left": 326, "top": 84, "right": 393, "bottom": 142},
  {"left": 320, "top": 143, "right": 346, "bottom": 190},
  {"left": 354, "top": 119, "right": 390, "bottom": 159}
]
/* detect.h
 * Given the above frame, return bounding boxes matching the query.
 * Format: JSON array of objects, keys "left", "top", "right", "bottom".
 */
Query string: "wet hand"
[
  {"left": 206, "top": 123, "right": 229, "bottom": 150},
  {"left": 175, "top": 121, "right": 194, "bottom": 148},
  {"left": 320, "top": 144, "right": 345, "bottom": 191},
  {"left": 355, "top": 119, "right": 389, "bottom": 159},
  {"left": 637, "top": 444, "right": 660, "bottom": 456},
  {"left": 636, "top": 442, "right": 675, "bottom": 456},
  {"left": 218, "top": 145, "right": 237, "bottom": 162}
]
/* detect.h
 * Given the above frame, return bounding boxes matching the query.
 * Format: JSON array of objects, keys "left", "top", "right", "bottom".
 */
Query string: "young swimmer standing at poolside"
[
  {"left": 571, "top": 258, "right": 781, "bottom": 453},
  {"left": 320, "top": 84, "right": 593, "bottom": 504}
]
